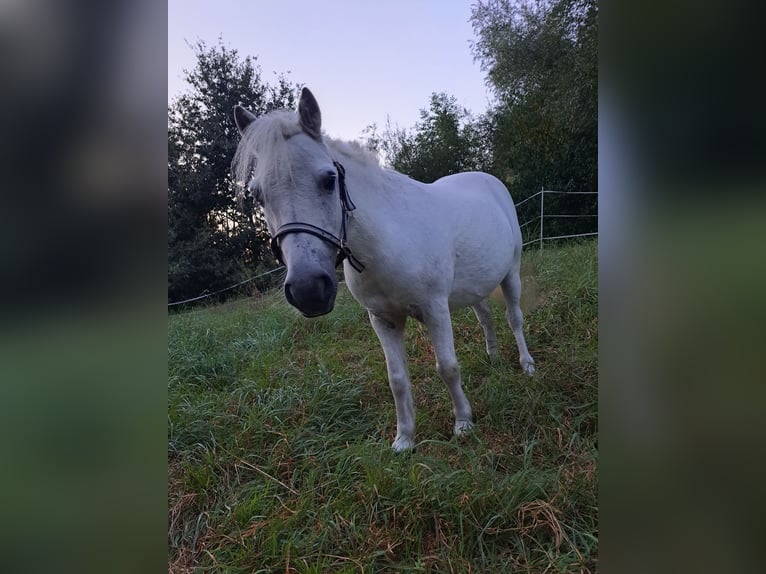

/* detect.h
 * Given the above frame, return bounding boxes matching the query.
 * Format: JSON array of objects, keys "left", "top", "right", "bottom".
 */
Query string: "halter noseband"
[{"left": 270, "top": 160, "right": 365, "bottom": 273}]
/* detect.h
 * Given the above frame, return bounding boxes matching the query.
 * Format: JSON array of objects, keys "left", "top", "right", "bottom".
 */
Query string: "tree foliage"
[
  {"left": 471, "top": 0, "right": 598, "bottom": 235},
  {"left": 168, "top": 40, "right": 298, "bottom": 303},
  {"left": 366, "top": 93, "right": 490, "bottom": 182},
  {"left": 364, "top": 1, "right": 596, "bottom": 240}
]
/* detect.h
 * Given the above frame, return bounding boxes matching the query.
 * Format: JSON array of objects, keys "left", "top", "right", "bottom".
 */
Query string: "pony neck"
[{"left": 325, "top": 138, "right": 389, "bottom": 209}]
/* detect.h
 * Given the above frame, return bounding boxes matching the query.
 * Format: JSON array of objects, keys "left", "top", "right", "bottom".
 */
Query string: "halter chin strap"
[{"left": 270, "top": 160, "right": 365, "bottom": 273}]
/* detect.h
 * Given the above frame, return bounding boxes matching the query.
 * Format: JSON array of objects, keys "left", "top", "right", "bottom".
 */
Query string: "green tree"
[
  {"left": 168, "top": 40, "right": 298, "bottom": 304},
  {"left": 471, "top": 0, "right": 597, "bottom": 236},
  {"left": 366, "top": 93, "right": 489, "bottom": 183}
]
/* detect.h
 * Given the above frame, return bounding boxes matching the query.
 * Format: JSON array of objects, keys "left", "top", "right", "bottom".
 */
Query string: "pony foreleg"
[
  {"left": 471, "top": 299, "right": 498, "bottom": 361},
  {"left": 368, "top": 311, "right": 415, "bottom": 451},
  {"left": 423, "top": 303, "right": 474, "bottom": 436}
]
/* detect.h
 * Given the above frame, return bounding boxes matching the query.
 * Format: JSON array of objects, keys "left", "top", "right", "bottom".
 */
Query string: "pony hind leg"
[
  {"left": 500, "top": 270, "right": 536, "bottom": 375},
  {"left": 471, "top": 299, "right": 498, "bottom": 361},
  {"left": 368, "top": 310, "right": 416, "bottom": 451},
  {"left": 423, "top": 301, "right": 474, "bottom": 436}
]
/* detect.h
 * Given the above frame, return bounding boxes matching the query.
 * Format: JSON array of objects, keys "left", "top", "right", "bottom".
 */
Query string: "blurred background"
[
  {"left": 0, "top": 1, "right": 166, "bottom": 572},
  {"left": 600, "top": 1, "right": 766, "bottom": 572}
]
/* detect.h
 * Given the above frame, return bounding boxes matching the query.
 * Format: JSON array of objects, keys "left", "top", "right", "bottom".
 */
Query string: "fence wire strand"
[
  {"left": 519, "top": 190, "right": 598, "bottom": 248},
  {"left": 168, "top": 266, "right": 285, "bottom": 307},
  {"left": 169, "top": 191, "right": 597, "bottom": 306}
]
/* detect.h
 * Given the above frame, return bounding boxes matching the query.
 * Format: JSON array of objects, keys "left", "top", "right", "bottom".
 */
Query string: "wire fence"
[
  {"left": 168, "top": 189, "right": 597, "bottom": 308},
  {"left": 517, "top": 190, "right": 598, "bottom": 248},
  {"left": 167, "top": 266, "right": 285, "bottom": 307}
]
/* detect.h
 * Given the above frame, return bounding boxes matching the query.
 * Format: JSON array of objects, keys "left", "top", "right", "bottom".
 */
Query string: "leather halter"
[{"left": 270, "top": 160, "right": 365, "bottom": 273}]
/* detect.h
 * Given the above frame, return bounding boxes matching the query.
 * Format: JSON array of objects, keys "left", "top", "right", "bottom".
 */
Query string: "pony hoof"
[
  {"left": 454, "top": 420, "right": 474, "bottom": 436},
  {"left": 392, "top": 436, "right": 415, "bottom": 452}
]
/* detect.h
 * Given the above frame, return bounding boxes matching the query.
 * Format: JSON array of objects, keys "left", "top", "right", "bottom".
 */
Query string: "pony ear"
[
  {"left": 298, "top": 87, "right": 322, "bottom": 139},
  {"left": 234, "top": 105, "right": 257, "bottom": 134}
]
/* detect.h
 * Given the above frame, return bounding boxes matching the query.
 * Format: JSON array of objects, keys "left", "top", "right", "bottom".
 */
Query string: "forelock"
[{"left": 232, "top": 110, "right": 303, "bottom": 198}]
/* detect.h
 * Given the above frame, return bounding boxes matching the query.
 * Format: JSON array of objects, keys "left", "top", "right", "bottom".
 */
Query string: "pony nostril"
[
  {"left": 319, "top": 273, "right": 333, "bottom": 298},
  {"left": 314, "top": 275, "right": 327, "bottom": 300},
  {"left": 284, "top": 281, "right": 296, "bottom": 305},
  {"left": 282, "top": 272, "right": 337, "bottom": 316}
]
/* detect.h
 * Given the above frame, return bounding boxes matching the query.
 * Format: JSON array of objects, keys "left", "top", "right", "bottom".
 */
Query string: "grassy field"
[{"left": 168, "top": 240, "right": 597, "bottom": 573}]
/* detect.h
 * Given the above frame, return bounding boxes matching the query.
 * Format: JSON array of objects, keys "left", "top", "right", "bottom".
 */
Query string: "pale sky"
[{"left": 168, "top": 0, "right": 494, "bottom": 142}]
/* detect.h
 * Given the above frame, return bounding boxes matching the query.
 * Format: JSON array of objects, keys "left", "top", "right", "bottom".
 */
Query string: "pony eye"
[{"left": 321, "top": 172, "right": 337, "bottom": 192}]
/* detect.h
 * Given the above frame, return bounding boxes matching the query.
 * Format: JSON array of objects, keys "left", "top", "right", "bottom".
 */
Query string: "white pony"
[{"left": 232, "top": 88, "right": 534, "bottom": 451}]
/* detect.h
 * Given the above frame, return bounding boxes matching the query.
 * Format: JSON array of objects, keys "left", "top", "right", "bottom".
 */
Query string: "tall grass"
[{"left": 169, "top": 240, "right": 597, "bottom": 572}]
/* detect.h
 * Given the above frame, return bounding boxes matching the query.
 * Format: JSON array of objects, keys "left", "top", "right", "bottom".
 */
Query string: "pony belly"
[
  {"left": 447, "top": 287, "right": 495, "bottom": 310},
  {"left": 448, "top": 271, "right": 507, "bottom": 308},
  {"left": 447, "top": 253, "right": 513, "bottom": 309}
]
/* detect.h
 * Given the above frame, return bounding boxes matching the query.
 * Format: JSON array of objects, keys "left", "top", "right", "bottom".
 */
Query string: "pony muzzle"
[{"left": 284, "top": 270, "right": 338, "bottom": 317}]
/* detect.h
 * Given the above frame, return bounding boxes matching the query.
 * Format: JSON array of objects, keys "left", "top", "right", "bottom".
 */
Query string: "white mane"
[
  {"left": 325, "top": 137, "right": 380, "bottom": 169},
  {"left": 231, "top": 110, "right": 302, "bottom": 200},
  {"left": 231, "top": 109, "right": 381, "bottom": 203}
]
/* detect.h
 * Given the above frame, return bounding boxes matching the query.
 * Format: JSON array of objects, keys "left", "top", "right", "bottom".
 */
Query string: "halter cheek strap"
[{"left": 270, "top": 160, "right": 365, "bottom": 273}]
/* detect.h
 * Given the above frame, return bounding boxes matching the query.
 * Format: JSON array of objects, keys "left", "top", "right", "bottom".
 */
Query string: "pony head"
[{"left": 232, "top": 88, "right": 342, "bottom": 317}]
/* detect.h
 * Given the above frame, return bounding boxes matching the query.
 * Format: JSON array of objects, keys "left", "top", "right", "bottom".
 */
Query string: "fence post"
[{"left": 539, "top": 188, "right": 544, "bottom": 249}]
